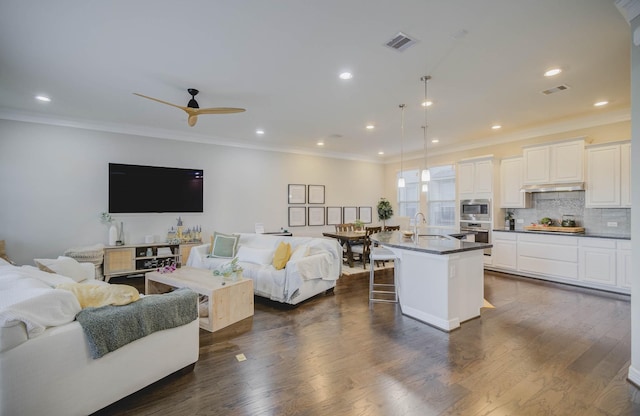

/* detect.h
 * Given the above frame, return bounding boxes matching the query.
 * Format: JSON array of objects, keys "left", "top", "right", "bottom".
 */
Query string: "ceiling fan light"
[{"left": 421, "top": 169, "right": 431, "bottom": 182}]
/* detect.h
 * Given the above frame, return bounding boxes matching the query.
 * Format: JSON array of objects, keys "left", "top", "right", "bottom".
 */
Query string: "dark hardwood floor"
[{"left": 95, "top": 270, "right": 640, "bottom": 415}]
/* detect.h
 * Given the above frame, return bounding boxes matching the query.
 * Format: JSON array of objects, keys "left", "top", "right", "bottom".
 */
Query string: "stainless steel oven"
[
  {"left": 459, "top": 221, "right": 491, "bottom": 255},
  {"left": 460, "top": 199, "right": 491, "bottom": 221}
]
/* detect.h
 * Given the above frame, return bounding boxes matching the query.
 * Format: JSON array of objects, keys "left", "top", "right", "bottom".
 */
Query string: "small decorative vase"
[{"left": 108, "top": 224, "right": 118, "bottom": 246}]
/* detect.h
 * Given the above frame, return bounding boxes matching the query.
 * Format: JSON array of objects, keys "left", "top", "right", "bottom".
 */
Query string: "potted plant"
[
  {"left": 354, "top": 219, "right": 364, "bottom": 230},
  {"left": 377, "top": 198, "right": 394, "bottom": 228}
]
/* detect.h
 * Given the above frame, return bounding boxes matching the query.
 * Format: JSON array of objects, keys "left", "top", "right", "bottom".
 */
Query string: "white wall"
[
  {"left": 629, "top": 13, "right": 640, "bottom": 386},
  {"left": 0, "top": 120, "right": 387, "bottom": 265}
]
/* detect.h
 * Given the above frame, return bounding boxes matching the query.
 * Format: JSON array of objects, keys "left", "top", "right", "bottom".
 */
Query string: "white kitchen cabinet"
[
  {"left": 517, "top": 233, "right": 579, "bottom": 280},
  {"left": 457, "top": 157, "right": 493, "bottom": 200},
  {"left": 491, "top": 231, "right": 517, "bottom": 270},
  {"left": 621, "top": 142, "right": 631, "bottom": 207},
  {"left": 585, "top": 144, "right": 621, "bottom": 207},
  {"left": 578, "top": 238, "right": 616, "bottom": 286},
  {"left": 585, "top": 141, "right": 631, "bottom": 208},
  {"left": 523, "top": 139, "right": 584, "bottom": 184},
  {"left": 617, "top": 240, "right": 632, "bottom": 289},
  {"left": 500, "top": 157, "right": 531, "bottom": 208}
]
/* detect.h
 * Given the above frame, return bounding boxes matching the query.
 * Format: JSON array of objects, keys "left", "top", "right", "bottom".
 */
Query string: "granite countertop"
[
  {"left": 370, "top": 231, "right": 492, "bottom": 255},
  {"left": 493, "top": 228, "right": 631, "bottom": 240}
]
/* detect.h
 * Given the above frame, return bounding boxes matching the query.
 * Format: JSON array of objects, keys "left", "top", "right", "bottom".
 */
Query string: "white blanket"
[{"left": 0, "top": 272, "right": 81, "bottom": 338}]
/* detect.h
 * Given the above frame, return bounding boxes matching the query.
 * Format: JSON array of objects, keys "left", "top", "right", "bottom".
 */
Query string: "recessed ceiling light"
[
  {"left": 35, "top": 95, "right": 51, "bottom": 102},
  {"left": 491, "top": 124, "right": 502, "bottom": 130},
  {"left": 378, "top": 151, "right": 384, "bottom": 155},
  {"left": 594, "top": 101, "right": 609, "bottom": 107},
  {"left": 544, "top": 68, "right": 562, "bottom": 77},
  {"left": 256, "top": 129, "right": 265, "bottom": 135},
  {"left": 317, "top": 141, "right": 325, "bottom": 146},
  {"left": 431, "top": 139, "right": 439, "bottom": 143},
  {"left": 421, "top": 100, "right": 433, "bottom": 107},
  {"left": 366, "top": 124, "right": 375, "bottom": 130},
  {"left": 339, "top": 72, "right": 353, "bottom": 80}
]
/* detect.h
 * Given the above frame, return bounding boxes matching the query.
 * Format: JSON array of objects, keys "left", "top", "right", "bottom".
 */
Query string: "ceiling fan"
[{"left": 133, "top": 88, "right": 245, "bottom": 127}]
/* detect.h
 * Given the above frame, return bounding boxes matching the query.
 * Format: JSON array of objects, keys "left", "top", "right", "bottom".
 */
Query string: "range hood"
[{"left": 520, "top": 182, "right": 585, "bottom": 193}]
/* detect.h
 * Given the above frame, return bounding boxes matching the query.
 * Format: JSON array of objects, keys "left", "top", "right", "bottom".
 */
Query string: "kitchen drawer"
[
  {"left": 579, "top": 238, "right": 616, "bottom": 249},
  {"left": 493, "top": 231, "right": 517, "bottom": 241},
  {"left": 518, "top": 241, "right": 578, "bottom": 262},
  {"left": 518, "top": 256, "right": 578, "bottom": 280},
  {"left": 518, "top": 233, "right": 578, "bottom": 246},
  {"left": 617, "top": 240, "right": 631, "bottom": 250}
]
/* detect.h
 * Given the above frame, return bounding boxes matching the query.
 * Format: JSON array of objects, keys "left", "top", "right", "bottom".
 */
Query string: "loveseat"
[
  {"left": 0, "top": 257, "right": 199, "bottom": 416},
  {"left": 187, "top": 233, "right": 342, "bottom": 305}
]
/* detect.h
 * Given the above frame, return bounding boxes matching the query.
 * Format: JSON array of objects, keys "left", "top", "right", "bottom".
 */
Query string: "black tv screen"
[{"left": 109, "top": 163, "right": 204, "bottom": 213}]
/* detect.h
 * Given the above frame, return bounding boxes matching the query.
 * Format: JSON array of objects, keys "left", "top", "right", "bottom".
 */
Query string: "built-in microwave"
[{"left": 460, "top": 199, "right": 491, "bottom": 221}]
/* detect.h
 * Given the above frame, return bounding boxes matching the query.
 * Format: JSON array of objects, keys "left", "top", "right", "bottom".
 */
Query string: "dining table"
[{"left": 322, "top": 230, "right": 366, "bottom": 267}]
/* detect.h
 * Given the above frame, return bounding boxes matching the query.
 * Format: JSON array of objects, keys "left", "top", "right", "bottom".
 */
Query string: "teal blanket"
[{"left": 76, "top": 288, "right": 198, "bottom": 359}]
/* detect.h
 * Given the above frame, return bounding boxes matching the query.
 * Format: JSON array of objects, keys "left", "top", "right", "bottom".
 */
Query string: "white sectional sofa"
[
  {"left": 187, "top": 233, "right": 342, "bottom": 305},
  {"left": 0, "top": 258, "right": 199, "bottom": 416}
]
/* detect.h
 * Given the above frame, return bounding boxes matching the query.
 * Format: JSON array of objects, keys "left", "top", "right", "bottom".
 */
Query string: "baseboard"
[{"left": 628, "top": 365, "right": 640, "bottom": 387}]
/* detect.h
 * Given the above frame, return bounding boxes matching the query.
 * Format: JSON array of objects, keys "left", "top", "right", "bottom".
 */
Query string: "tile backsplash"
[{"left": 506, "top": 191, "right": 630, "bottom": 237}]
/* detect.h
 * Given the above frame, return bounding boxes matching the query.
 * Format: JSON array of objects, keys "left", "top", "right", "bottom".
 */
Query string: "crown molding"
[
  {"left": 616, "top": 0, "right": 640, "bottom": 23},
  {"left": 0, "top": 109, "right": 383, "bottom": 164}
]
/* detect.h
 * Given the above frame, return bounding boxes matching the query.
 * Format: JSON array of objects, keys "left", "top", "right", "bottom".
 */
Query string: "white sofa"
[
  {"left": 0, "top": 258, "right": 199, "bottom": 416},
  {"left": 187, "top": 233, "right": 342, "bottom": 305}
]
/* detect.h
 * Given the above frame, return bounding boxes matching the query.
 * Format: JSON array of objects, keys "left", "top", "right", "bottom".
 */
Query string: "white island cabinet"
[{"left": 370, "top": 232, "right": 491, "bottom": 332}]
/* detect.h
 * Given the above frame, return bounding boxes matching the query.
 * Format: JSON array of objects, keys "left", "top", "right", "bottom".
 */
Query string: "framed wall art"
[
  {"left": 308, "top": 185, "right": 325, "bottom": 204},
  {"left": 326, "top": 206, "right": 342, "bottom": 225},
  {"left": 343, "top": 206, "right": 357, "bottom": 224},
  {"left": 288, "top": 206, "right": 306, "bottom": 227},
  {"left": 308, "top": 206, "right": 325, "bottom": 226},
  {"left": 288, "top": 184, "right": 306, "bottom": 204},
  {"left": 358, "top": 206, "right": 372, "bottom": 224}
]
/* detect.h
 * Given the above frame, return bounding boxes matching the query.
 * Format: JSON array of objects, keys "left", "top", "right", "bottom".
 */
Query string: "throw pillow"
[
  {"left": 289, "top": 244, "right": 310, "bottom": 262},
  {"left": 34, "top": 256, "right": 90, "bottom": 282},
  {"left": 272, "top": 242, "right": 292, "bottom": 270},
  {"left": 237, "top": 246, "right": 275, "bottom": 265},
  {"left": 0, "top": 240, "right": 13, "bottom": 264},
  {"left": 210, "top": 232, "right": 240, "bottom": 258}
]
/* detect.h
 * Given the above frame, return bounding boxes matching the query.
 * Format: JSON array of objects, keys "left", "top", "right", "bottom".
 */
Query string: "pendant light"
[
  {"left": 397, "top": 104, "right": 406, "bottom": 188},
  {"left": 421, "top": 75, "right": 431, "bottom": 192}
]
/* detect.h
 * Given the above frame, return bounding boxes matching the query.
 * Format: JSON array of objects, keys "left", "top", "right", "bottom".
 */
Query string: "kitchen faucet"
[{"left": 414, "top": 212, "right": 426, "bottom": 237}]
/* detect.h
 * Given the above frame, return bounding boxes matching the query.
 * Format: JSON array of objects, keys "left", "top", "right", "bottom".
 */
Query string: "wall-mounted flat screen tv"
[{"left": 109, "top": 163, "right": 204, "bottom": 213}]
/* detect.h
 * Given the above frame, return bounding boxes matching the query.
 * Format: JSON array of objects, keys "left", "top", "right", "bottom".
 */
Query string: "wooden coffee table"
[{"left": 145, "top": 267, "right": 254, "bottom": 332}]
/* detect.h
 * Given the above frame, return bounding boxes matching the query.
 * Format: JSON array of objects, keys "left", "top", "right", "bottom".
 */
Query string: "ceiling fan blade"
[
  {"left": 188, "top": 115, "right": 198, "bottom": 127},
  {"left": 194, "top": 107, "right": 246, "bottom": 115},
  {"left": 133, "top": 93, "right": 189, "bottom": 111}
]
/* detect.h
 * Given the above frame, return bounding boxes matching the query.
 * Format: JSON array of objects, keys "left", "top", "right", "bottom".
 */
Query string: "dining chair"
[
  {"left": 384, "top": 225, "right": 400, "bottom": 231},
  {"left": 335, "top": 223, "right": 354, "bottom": 232},
  {"left": 351, "top": 226, "right": 381, "bottom": 269}
]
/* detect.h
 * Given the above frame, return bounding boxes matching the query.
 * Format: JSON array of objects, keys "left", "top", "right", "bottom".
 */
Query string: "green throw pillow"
[{"left": 210, "top": 232, "right": 239, "bottom": 258}]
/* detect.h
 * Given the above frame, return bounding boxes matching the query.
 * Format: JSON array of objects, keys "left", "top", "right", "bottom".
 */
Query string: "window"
[
  {"left": 426, "top": 164, "right": 456, "bottom": 227},
  {"left": 397, "top": 169, "right": 420, "bottom": 220}
]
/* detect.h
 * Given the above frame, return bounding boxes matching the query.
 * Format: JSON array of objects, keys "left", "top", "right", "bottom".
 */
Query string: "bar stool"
[{"left": 369, "top": 246, "right": 399, "bottom": 303}]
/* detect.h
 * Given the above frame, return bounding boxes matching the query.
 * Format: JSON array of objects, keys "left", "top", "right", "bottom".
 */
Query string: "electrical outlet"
[
  {"left": 607, "top": 221, "right": 618, "bottom": 227},
  {"left": 516, "top": 219, "right": 524, "bottom": 224}
]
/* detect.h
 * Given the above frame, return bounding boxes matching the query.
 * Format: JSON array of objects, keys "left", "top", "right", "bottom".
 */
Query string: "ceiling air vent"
[
  {"left": 385, "top": 32, "right": 418, "bottom": 51},
  {"left": 541, "top": 84, "right": 570, "bottom": 95}
]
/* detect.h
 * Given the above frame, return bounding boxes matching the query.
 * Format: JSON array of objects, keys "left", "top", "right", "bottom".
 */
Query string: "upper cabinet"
[
  {"left": 585, "top": 141, "right": 631, "bottom": 208},
  {"left": 523, "top": 139, "right": 584, "bottom": 184},
  {"left": 458, "top": 157, "right": 494, "bottom": 200},
  {"left": 500, "top": 157, "right": 531, "bottom": 208}
]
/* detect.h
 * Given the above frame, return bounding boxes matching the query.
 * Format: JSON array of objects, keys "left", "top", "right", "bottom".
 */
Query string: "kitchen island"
[{"left": 370, "top": 231, "right": 492, "bottom": 332}]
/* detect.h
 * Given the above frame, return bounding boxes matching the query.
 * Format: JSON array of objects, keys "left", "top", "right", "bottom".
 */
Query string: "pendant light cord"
[
  {"left": 421, "top": 75, "right": 431, "bottom": 178},
  {"left": 399, "top": 104, "right": 406, "bottom": 185}
]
